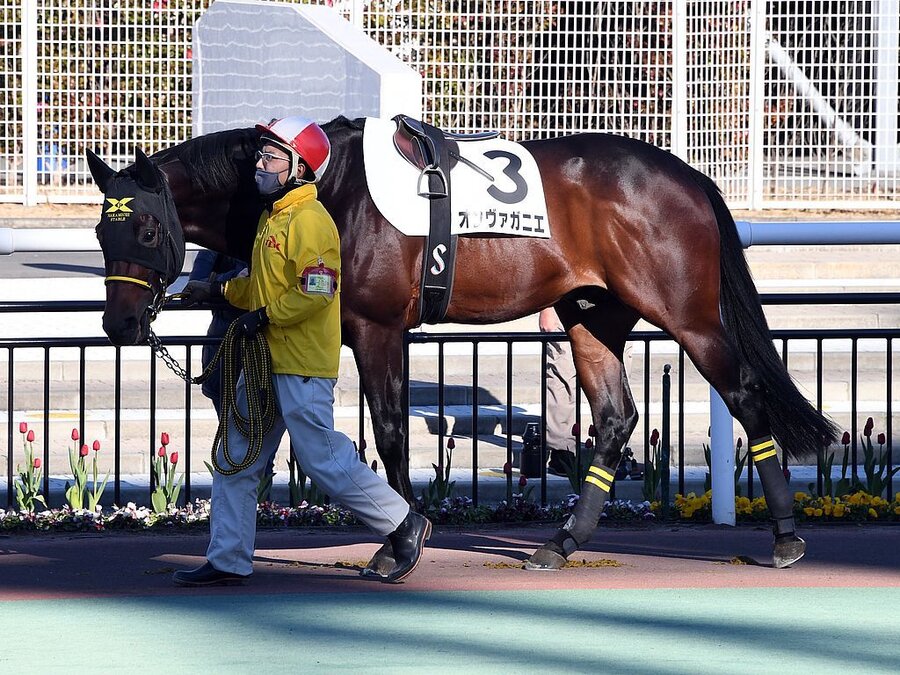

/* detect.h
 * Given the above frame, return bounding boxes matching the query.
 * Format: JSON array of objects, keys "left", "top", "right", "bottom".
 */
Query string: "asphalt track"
[{"left": 1, "top": 523, "right": 898, "bottom": 673}]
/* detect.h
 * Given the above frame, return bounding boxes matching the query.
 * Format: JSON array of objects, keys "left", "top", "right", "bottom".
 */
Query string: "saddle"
[{"left": 392, "top": 115, "right": 498, "bottom": 198}]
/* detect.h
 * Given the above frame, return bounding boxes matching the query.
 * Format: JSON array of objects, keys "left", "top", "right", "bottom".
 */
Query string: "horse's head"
[{"left": 87, "top": 148, "right": 185, "bottom": 345}]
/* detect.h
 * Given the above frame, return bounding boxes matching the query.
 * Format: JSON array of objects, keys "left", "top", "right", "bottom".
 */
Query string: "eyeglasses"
[{"left": 255, "top": 150, "right": 290, "bottom": 168}]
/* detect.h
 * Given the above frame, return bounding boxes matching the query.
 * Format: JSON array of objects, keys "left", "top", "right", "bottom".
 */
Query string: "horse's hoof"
[
  {"left": 773, "top": 534, "right": 806, "bottom": 568},
  {"left": 360, "top": 540, "right": 395, "bottom": 578},
  {"left": 523, "top": 546, "right": 567, "bottom": 571}
]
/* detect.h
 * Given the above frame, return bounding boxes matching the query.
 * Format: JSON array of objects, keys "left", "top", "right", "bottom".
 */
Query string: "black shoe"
[
  {"left": 385, "top": 511, "right": 432, "bottom": 583},
  {"left": 547, "top": 450, "right": 574, "bottom": 477},
  {"left": 172, "top": 561, "right": 250, "bottom": 587}
]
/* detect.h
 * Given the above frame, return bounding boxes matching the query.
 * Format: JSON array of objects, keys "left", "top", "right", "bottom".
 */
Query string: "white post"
[
  {"left": 874, "top": 0, "right": 899, "bottom": 176},
  {"left": 22, "top": 1, "right": 38, "bottom": 206},
  {"left": 710, "top": 387, "right": 736, "bottom": 525},
  {"left": 748, "top": 0, "right": 767, "bottom": 210},
  {"left": 670, "top": 0, "right": 688, "bottom": 162}
]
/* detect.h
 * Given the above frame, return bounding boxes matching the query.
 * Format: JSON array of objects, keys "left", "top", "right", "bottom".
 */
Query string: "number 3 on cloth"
[{"left": 301, "top": 259, "right": 337, "bottom": 297}]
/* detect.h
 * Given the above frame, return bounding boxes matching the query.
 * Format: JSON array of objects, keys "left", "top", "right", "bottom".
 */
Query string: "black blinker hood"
[{"left": 96, "top": 168, "right": 185, "bottom": 287}]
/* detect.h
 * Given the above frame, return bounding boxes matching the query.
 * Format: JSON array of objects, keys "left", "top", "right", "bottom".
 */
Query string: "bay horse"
[{"left": 86, "top": 116, "right": 836, "bottom": 571}]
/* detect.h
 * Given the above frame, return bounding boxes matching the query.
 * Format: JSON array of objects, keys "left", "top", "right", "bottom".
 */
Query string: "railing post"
[{"left": 661, "top": 364, "right": 671, "bottom": 518}]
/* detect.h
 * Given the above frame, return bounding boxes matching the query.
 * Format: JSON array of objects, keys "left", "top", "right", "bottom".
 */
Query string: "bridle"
[{"left": 104, "top": 269, "right": 183, "bottom": 325}]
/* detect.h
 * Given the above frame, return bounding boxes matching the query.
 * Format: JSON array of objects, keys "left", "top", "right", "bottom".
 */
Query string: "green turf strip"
[{"left": 3, "top": 588, "right": 899, "bottom": 673}]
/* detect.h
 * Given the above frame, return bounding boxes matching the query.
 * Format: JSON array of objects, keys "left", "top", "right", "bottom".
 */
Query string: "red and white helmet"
[{"left": 256, "top": 116, "right": 331, "bottom": 183}]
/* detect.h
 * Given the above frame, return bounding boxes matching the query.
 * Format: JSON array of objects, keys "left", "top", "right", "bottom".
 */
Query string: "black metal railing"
[{"left": 1, "top": 294, "right": 898, "bottom": 507}]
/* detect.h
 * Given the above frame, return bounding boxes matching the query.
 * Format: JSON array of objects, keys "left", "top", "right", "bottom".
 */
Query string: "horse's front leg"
[
  {"left": 349, "top": 320, "right": 414, "bottom": 503},
  {"left": 347, "top": 318, "right": 414, "bottom": 576},
  {"left": 526, "top": 317, "right": 638, "bottom": 571}
]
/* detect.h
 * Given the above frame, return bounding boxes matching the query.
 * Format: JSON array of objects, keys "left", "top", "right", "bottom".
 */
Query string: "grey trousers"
[
  {"left": 545, "top": 340, "right": 634, "bottom": 454},
  {"left": 207, "top": 374, "right": 409, "bottom": 576}
]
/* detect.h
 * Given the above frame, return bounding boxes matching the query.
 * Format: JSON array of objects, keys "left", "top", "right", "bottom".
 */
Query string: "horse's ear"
[
  {"left": 134, "top": 148, "right": 160, "bottom": 191},
  {"left": 85, "top": 149, "right": 115, "bottom": 193}
]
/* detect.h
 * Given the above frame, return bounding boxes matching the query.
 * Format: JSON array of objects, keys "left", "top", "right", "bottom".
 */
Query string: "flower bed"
[{"left": 3, "top": 490, "right": 897, "bottom": 534}]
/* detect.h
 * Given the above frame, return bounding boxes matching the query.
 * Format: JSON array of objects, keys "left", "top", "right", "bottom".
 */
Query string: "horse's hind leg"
[
  {"left": 671, "top": 318, "right": 805, "bottom": 567},
  {"left": 526, "top": 299, "right": 638, "bottom": 571}
]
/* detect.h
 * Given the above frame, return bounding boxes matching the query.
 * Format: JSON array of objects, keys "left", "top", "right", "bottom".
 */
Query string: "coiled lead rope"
[{"left": 203, "top": 320, "right": 276, "bottom": 475}]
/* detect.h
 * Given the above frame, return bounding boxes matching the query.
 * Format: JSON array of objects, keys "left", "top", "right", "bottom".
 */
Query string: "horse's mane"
[
  {"left": 153, "top": 128, "right": 259, "bottom": 194},
  {"left": 323, "top": 115, "right": 365, "bottom": 133},
  {"left": 152, "top": 117, "right": 363, "bottom": 195}
]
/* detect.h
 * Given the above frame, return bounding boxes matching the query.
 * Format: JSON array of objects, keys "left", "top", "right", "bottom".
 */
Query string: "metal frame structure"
[
  {"left": 1, "top": 0, "right": 898, "bottom": 208},
  {"left": 2, "top": 295, "right": 897, "bottom": 509}
]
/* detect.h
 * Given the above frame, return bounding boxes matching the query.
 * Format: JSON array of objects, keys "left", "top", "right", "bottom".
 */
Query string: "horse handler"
[{"left": 175, "top": 116, "right": 431, "bottom": 587}]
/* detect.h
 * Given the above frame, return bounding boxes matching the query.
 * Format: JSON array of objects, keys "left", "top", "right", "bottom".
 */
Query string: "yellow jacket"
[{"left": 224, "top": 184, "right": 342, "bottom": 378}]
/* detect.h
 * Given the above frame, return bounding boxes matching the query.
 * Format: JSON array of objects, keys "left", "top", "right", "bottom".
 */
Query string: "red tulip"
[
  {"left": 841, "top": 431, "right": 851, "bottom": 445},
  {"left": 447, "top": 437, "right": 455, "bottom": 450},
  {"left": 33, "top": 458, "right": 41, "bottom": 469},
  {"left": 71, "top": 428, "right": 79, "bottom": 441},
  {"left": 877, "top": 433, "right": 885, "bottom": 445},
  {"left": 588, "top": 424, "right": 596, "bottom": 437},
  {"left": 26, "top": 430, "right": 35, "bottom": 442},
  {"left": 360, "top": 439, "right": 367, "bottom": 451},
  {"left": 158, "top": 446, "right": 167, "bottom": 458},
  {"left": 170, "top": 451, "right": 179, "bottom": 465},
  {"left": 160, "top": 432, "right": 170, "bottom": 447},
  {"left": 502, "top": 462, "right": 512, "bottom": 476},
  {"left": 584, "top": 438, "right": 594, "bottom": 450},
  {"left": 571, "top": 423, "right": 580, "bottom": 437},
  {"left": 736, "top": 437, "right": 743, "bottom": 449},
  {"left": 93, "top": 440, "right": 101, "bottom": 452},
  {"left": 650, "top": 429, "right": 660, "bottom": 446},
  {"left": 79, "top": 444, "right": 89, "bottom": 457},
  {"left": 518, "top": 475, "right": 527, "bottom": 487},
  {"left": 864, "top": 417, "right": 874, "bottom": 437},
  {"left": 19, "top": 422, "right": 27, "bottom": 434}
]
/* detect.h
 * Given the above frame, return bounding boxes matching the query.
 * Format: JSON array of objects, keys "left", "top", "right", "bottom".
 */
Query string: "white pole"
[
  {"left": 0, "top": 228, "right": 202, "bottom": 255},
  {"left": 874, "top": 0, "right": 900, "bottom": 176},
  {"left": 710, "top": 387, "right": 736, "bottom": 525},
  {"left": 670, "top": 0, "right": 688, "bottom": 162},
  {"left": 766, "top": 36, "right": 873, "bottom": 176},
  {"left": 22, "top": 1, "right": 38, "bottom": 206},
  {"left": 748, "top": 0, "right": 767, "bottom": 210}
]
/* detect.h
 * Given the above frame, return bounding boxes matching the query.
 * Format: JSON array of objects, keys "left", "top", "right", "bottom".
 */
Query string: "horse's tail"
[{"left": 694, "top": 172, "right": 839, "bottom": 460}]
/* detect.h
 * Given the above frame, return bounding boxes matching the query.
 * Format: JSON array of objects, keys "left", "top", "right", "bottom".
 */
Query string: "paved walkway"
[{"left": 1, "top": 524, "right": 898, "bottom": 672}]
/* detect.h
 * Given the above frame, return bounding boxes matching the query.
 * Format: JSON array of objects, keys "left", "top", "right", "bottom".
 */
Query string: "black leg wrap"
[
  {"left": 750, "top": 436, "right": 806, "bottom": 568},
  {"left": 524, "top": 464, "right": 613, "bottom": 571},
  {"left": 562, "top": 470, "right": 612, "bottom": 545}
]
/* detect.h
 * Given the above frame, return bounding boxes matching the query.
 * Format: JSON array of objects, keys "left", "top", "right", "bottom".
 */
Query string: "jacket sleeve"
[
  {"left": 266, "top": 207, "right": 339, "bottom": 327},
  {"left": 223, "top": 275, "right": 253, "bottom": 310},
  {"left": 188, "top": 249, "right": 217, "bottom": 282}
]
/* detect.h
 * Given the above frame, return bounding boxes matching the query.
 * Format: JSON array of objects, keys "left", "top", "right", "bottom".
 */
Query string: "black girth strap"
[{"left": 394, "top": 115, "right": 458, "bottom": 325}]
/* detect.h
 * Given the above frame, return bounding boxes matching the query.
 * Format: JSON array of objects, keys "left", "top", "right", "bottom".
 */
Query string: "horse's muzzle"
[{"left": 102, "top": 311, "right": 148, "bottom": 346}]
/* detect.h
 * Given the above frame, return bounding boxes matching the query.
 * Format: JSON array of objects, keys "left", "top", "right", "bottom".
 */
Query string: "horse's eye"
[{"left": 136, "top": 214, "right": 160, "bottom": 247}]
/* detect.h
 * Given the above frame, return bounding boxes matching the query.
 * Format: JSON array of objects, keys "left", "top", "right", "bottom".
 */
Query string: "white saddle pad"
[{"left": 363, "top": 117, "right": 551, "bottom": 238}]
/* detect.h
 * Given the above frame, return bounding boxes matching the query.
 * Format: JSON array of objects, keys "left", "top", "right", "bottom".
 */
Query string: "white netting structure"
[
  {"left": 1, "top": 0, "right": 897, "bottom": 208},
  {"left": 193, "top": 1, "right": 420, "bottom": 135}
]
